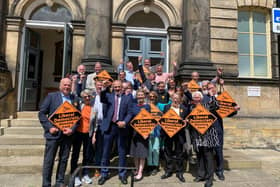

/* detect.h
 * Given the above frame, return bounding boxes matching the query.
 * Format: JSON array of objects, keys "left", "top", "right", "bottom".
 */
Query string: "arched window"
[
  {"left": 127, "top": 11, "right": 165, "bottom": 28},
  {"left": 31, "top": 4, "right": 71, "bottom": 22},
  {"left": 238, "top": 9, "right": 271, "bottom": 78}
]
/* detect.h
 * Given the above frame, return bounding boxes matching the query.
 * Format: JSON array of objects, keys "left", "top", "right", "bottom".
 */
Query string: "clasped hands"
[{"left": 49, "top": 127, "right": 73, "bottom": 136}]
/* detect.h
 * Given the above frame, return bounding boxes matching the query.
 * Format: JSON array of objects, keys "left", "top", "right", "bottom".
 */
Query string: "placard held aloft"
[
  {"left": 95, "top": 70, "right": 113, "bottom": 82},
  {"left": 188, "top": 80, "right": 201, "bottom": 92},
  {"left": 130, "top": 108, "right": 158, "bottom": 139},
  {"left": 159, "top": 109, "right": 185, "bottom": 138},
  {"left": 186, "top": 103, "right": 216, "bottom": 135},
  {"left": 48, "top": 101, "right": 81, "bottom": 131},
  {"left": 216, "top": 91, "right": 237, "bottom": 118}
]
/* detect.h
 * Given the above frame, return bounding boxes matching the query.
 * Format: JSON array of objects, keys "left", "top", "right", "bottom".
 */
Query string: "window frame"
[{"left": 238, "top": 8, "right": 272, "bottom": 78}]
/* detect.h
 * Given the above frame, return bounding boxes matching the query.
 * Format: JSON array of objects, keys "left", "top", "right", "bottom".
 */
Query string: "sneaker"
[
  {"left": 74, "top": 177, "right": 82, "bottom": 187},
  {"left": 82, "top": 174, "right": 93, "bottom": 184}
]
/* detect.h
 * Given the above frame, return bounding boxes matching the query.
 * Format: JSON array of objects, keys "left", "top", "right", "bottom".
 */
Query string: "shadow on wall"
[{"left": 0, "top": 71, "right": 16, "bottom": 119}]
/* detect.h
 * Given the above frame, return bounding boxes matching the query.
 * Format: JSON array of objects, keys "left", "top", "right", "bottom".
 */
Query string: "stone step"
[
  {"left": 17, "top": 112, "right": 38, "bottom": 119},
  {"left": 0, "top": 134, "right": 45, "bottom": 145},
  {"left": 0, "top": 148, "right": 262, "bottom": 174},
  {"left": 9, "top": 119, "right": 40, "bottom": 127},
  {"left": 223, "top": 148, "right": 262, "bottom": 169},
  {"left": 0, "top": 145, "right": 45, "bottom": 157},
  {"left": 0, "top": 156, "right": 43, "bottom": 174},
  {"left": 4, "top": 127, "right": 43, "bottom": 135}
]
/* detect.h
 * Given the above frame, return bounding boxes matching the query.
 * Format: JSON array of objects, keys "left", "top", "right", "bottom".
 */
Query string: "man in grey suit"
[{"left": 38, "top": 78, "right": 79, "bottom": 187}]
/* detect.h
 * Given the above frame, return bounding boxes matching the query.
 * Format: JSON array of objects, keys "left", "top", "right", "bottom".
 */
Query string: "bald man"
[
  {"left": 86, "top": 62, "right": 103, "bottom": 92},
  {"left": 39, "top": 78, "right": 80, "bottom": 187}
]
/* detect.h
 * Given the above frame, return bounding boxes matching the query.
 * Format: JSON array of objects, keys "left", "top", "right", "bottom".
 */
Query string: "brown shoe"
[{"left": 94, "top": 169, "right": 100, "bottom": 177}]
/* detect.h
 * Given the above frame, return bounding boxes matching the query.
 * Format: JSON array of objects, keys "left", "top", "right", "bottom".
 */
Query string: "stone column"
[
  {"left": 0, "top": 0, "right": 8, "bottom": 71},
  {"left": 82, "top": 0, "right": 114, "bottom": 73},
  {"left": 177, "top": 0, "right": 216, "bottom": 80}
]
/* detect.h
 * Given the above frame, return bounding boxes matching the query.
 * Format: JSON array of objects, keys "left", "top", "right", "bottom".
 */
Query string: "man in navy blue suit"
[
  {"left": 38, "top": 78, "right": 79, "bottom": 187},
  {"left": 98, "top": 80, "right": 133, "bottom": 185}
]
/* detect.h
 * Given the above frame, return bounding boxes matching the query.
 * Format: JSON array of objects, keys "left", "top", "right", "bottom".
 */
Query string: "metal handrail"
[
  {"left": 69, "top": 165, "right": 136, "bottom": 187},
  {"left": 0, "top": 88, "right": 14, "bottom": 100}
]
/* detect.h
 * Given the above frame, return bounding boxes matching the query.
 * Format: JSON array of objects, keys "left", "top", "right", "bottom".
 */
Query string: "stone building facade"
[{"left": 0, "top": 0, "right": 279, "bottom": 148}]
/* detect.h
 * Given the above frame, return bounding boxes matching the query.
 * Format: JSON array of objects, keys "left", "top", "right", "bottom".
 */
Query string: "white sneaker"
[
  {"left": 74, "top": 176, "right": 82, "bottom": 187},
  {"left": 82, "top": 174, "right": 93, "bottom": 184}
]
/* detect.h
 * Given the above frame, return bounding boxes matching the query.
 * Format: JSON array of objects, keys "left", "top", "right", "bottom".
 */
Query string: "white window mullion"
[{"left": 249, "top": 11, "right": 254, "bottom": 77}]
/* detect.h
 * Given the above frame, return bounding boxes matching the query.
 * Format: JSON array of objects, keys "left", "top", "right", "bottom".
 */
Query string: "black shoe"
[
  {"left": 193, "top": 177, "right": 205, "bottom": 182},
  {"left": 119, "top": 176, "right": 128, "bottom": 185},
  {"left": 204, "top": 179, "right": 213, "bottom": 187},
  {"left": 216, "top": 172, "right": 225, "bottom": 180},
  {"left": 98, "top": 176, "right": 109, "bottom": 185},
  {"left": 161, "top": 172, "right": 172, "bottom": 179},
  {"left": 176, "top": 173, "right": 186, "bottom": 183},
  {"left": 151, "top": 168, "right": 159, "bottom": 176}
]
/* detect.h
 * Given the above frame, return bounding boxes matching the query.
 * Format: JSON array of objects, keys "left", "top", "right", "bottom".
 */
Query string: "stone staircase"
[
  {"left": 0, "top": 112, "right": 266, "bottom": 175},
  {"left": 0, "top": 112, "right": 45, "bottom": 174}
]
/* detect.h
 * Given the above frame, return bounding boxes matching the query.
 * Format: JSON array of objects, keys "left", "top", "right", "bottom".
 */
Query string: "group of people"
[{"left": 39, "top": 58, "right": 240, "bottom": 187}]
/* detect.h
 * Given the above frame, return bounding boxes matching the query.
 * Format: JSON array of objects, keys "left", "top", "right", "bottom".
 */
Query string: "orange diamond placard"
[
  {"left": 159, "top": 109, "right": 185, "bottom": 138},
  {"left": 188, "top": 80, "right": 201, "bottom": 92},
  {"left": 48, "top": 101, "right": 81, "bottom": 131},
  {"left": 95, "top": 70, "right": 113, "bottom": 81},
  {"left": 186, "top": 103, "right": 217, "bottom": 135},
  {"left": 130, "top": 108, "right": 158, "bottom": 139},
  {"left": 216, "top": 91, "right": 237, "bottom": 118},
  {"left": 149, "top": 104, "right": 162, "bottom": 122}
]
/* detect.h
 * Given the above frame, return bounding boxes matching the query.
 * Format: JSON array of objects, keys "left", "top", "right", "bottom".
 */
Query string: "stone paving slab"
[
  {"left": 0, "top": 168, "right": 280, "bottom": 187},
  {"left": 0, "top": 149, "right": 279, "bottom": 186}
]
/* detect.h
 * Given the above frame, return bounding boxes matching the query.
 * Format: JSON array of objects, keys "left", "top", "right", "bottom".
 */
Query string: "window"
[
  {"left": 238, "top": 9, "right": 271, "bottom": 78},
  {"left": 31, "top": 4, "right": 72, "bottom": 22}
]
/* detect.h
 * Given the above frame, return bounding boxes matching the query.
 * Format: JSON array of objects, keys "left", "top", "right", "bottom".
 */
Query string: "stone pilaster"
[
  {"left": 82, "top": 0, "right": 114, "bottom": 73},
  {"left": 0, "top": 0, "right": 8, "bottom": 72},
  {"left": 177, "top": 0, "right": 216, "bottom": 80},
  {"left": 71, "top": 20, "right": 85, "bottom": 71},
  {"left": 167, "top": 26, "right": 183, "bottom": 72}
]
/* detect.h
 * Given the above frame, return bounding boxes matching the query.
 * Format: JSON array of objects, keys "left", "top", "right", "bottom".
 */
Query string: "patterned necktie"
[{"left": 112, "top": 94, "right": 119, "bottom": 122}]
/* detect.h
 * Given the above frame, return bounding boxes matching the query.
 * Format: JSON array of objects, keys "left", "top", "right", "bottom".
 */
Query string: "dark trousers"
[
  {"left": 215, "top": 130, "right": 224, "bottom": 173},
  {"left": 70, "top": 132, "right": 94, "bottom": 175},
  {"left": 163, "top": 136, "right": 185, "bottom": 174},
  {"left": 196, "top": 147, "right": 214, "bottom": 181},
  {"left": 101, "top": 124, "right": 127, "bottom": 178},
  {"left": 94, "top": 129, "right": 103, "bottom": 166},
  {"left": 42, "top": 135, "right": 72, "bottom": 187}
]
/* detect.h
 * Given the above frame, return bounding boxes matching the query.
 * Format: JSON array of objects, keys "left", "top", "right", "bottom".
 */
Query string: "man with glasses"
[{"left": 203, "top": 83, "right": 240, "bottom": 181}]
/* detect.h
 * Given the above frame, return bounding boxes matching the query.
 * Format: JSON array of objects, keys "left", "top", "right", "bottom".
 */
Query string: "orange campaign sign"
[
  {"left": 130, "top": 108, "right": 158, "bottom": 139},
  {"left": 48, "top": 101, "right": 81, "bottom": 131},
  {"left": 186, "top": 103, "right": 217, "bottom": 135},
  {"left": 95, "top": 70, "right": 113, "bottom": 81},
  {"left": 159, "top": 109, "right": 185, "bottom": 138},
  {"left": 216, "top": 91, "right": 237, "bottom": 118},
  {"left": 149, "top": 103, "right": 162, "bottom": 122},
  {"left": 188, "top": 80, "right": 201, "bottom": 92}
]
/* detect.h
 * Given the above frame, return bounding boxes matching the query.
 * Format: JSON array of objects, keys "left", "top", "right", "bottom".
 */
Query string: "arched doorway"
[
  {"left": 18, "top": 3, "right": 73, "bottom": 111},
  {"left": 124, "top": 10, "right": 168, "bottom": 71}
]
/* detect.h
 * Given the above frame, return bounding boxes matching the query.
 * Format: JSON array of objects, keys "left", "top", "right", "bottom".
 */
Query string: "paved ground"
[{"left": 0, "top": 149, "right": 280, "bottom": 187}]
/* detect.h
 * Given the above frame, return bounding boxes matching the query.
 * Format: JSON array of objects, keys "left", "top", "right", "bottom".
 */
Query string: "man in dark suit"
[
  {"left": 38, "top": 78, "right": 79, "bottom": 187},
  {"left": 98, "top": 80, "right": 133, "bottom": 185}
]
